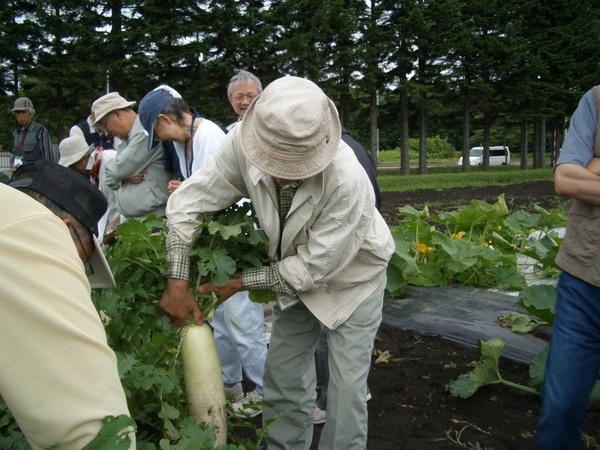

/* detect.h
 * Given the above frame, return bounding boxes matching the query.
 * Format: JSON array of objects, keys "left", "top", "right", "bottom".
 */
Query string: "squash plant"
[
  {"left": 384, "top": 195, "right": 584, "bottom": 402},
  {"left": 386, "top": 195, "right": 566, "bottom": 296}
]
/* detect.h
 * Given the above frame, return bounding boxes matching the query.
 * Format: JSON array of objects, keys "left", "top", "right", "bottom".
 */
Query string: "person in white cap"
[
  {"left": 159, "top": 76, "right": 395, "bottom": 449},
  {"left": 10, "top": 96, "right": 53, "bottom": 169},
  {"left": 2, "top": 160, "right": 134, "bottom": 449},
  {"left": 58, "top": 135, "right": 96, "bottom": 174},
  {"left": 58, "top": 135, "right": 119, "bottom": 242},
  {"left": 91, "top": 92, "right": 170, "bottom": 220}
]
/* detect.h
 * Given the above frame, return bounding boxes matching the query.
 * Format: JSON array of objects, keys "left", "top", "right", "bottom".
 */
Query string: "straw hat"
[
  {"left": 240, "top": 76, "right": 341, "bottom": 180},
  {"left": 91, "top": 92, "right": 136, "bottom": 126},
  {"left": 58, "top": 135, "right": 95, "bottom": 167}
]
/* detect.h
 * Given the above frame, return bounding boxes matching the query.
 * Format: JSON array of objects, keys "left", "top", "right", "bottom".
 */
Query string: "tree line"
[{"left": 1, "top": 0, "right": 598, "bottom": 173}]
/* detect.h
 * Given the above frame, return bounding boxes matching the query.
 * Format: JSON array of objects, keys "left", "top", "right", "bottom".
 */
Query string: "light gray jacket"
[
  {"left": 104, "top": 117, "right": 170, "bottom": 219},
  {"left": 166, "top": 127, "right": 395, "bottom": 329}
]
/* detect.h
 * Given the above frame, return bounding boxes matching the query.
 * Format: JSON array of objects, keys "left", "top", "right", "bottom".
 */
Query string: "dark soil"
[
  {"left": 378, "top": 180, "right": 561, "bottom": 226},
  {"left": 239, "top": 181, "right": 600, "bottom": 449}
]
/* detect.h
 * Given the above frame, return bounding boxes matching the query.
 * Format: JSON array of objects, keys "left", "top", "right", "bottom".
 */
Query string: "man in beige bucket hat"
[
  {"left": 58, "top": 135, "right": 119, "bottom": 241},
  {"left": 58, "top": 135, "right": 95, "bottom": 171},
  {"left": 90, "top": 92, "right": 170, "bottom": 220},
  {"left": 160, "top": 76, "right": 395, "bottom": 449}
]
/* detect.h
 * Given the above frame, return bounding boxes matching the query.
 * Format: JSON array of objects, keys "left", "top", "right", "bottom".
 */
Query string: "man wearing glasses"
[{"left": 226, "top": 70, "right": 262, "bottom": 131}]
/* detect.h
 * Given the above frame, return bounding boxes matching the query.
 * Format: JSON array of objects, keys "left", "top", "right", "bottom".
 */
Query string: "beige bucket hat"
[
  {"left": 240, "top": 76, "right": 341, "bottom": 180},
  {"left": 58, "top": 135, "right": 95, "bottom": 167},
  {"left": 91, "top": 92, "right": 136, "bottom": 126}
]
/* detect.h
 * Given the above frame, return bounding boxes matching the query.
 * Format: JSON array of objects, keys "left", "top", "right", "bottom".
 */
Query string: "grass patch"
[{"left": 377, "top": 166, "right": 554, "bottom": 192}]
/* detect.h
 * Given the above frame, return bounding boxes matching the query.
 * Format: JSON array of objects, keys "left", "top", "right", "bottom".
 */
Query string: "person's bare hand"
[
  {"left": 126, "top": 171, "right": 146, "bottom": 184},
  {"left": 167, "top": 179, "right": 182, "bottom": 195},
  {"left": 197, "top": 275, "right": 243, "bottom": 302},
  {"left": 158, "top": 278, "right": 203, "bottom": 327}
]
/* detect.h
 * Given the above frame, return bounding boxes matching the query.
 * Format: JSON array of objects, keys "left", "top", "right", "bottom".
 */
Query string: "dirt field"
[
  {"left": 241, "top": 181, "right": 600, "bottom": 449},
  {"left": 355, "top": 181, "right": 600, "bottom": 450},
  {"left": 378, "top": 180, "right": 560, "bottom": 226}
]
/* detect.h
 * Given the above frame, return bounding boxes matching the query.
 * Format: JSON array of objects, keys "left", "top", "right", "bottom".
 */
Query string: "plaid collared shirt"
[
  {"left": 242, "top": 179, "right": 302, "bottom": 294},
  {"left": 167, "top": 179, "right": 302, "bottom": 296},
  {"left": 166, "top": 228, "right": 192, "bottom": 281}
]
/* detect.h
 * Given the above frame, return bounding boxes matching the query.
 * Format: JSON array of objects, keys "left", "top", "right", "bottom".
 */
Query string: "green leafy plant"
[
  {"left": 498, "top": 284, "right": 557, "bottom": 334},
  {"left": 426, "top": 202, "right": 564, "bottom": 403},
  {"left": 497, "top": 312, "right": 550, "bottom": 334},
  {"left": 96, "top": 204, "right": 274, "bottom": 447},
  {"left": 453, "top": 283, "right": 600, "bottom": 405},
  {"left": 189, "top": 203, "right": 274, "bottom": 316},
  {"left": 385, "top": 195, "right": 567, "bottom": 295},
  {"left": 446, "top": 338, "right": 539, "bottom": 399}
]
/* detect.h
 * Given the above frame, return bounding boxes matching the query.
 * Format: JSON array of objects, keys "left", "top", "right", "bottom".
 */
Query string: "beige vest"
[{"left": 555, "top": 85, "right": 600, "bottom": 286}]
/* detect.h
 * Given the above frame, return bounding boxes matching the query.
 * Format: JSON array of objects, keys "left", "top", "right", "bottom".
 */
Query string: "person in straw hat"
[
  {"left": 58, "top": 135, "right": 119, "bottom": 242},
  {"left": 159, "top": 76, "right": 395, "bottom": 449},
  {"left": 91, "top": 92, "right": 170, "bottom": 220}
]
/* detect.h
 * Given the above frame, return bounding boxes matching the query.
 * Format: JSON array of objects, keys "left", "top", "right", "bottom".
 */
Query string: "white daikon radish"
[{"left": 181, "top": 323, "right": 227, "bottom": 446}]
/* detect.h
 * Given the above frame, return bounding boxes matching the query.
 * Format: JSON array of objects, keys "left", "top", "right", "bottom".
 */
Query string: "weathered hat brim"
[
  {"left": 240, "top": 93, "right": 341, "bottom": 180},
  {"left": 87, "top": 234, "right": 116, "bottom": 289},
  {"left": 92, "top": 100, "right": 136, "bottom": 126},
  {"left": 58, "top": 143, "right": 95, "bottom": 168}
]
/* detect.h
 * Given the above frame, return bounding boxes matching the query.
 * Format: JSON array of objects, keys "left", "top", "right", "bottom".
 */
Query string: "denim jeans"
[
  {"left": 316, "top": 328, "right": 329, "bottom": 410},
  {"left": 537, "top": 271, "right": 600, "bottom": 449},
  {"left": 211, "top": 291, "right": 267, "bottom": 394}
]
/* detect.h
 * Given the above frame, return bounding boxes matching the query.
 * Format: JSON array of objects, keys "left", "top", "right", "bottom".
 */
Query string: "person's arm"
[
  {"left": 197, "top": 263, "right": 296, "bottom": 301},
  {"left": 555, "top": 163, "right": 600, "bottom": 205},
  {"left": 104, "top": 121, "right": 150, "bottom": 188},
  {"left": 167, "top": 179, "right": 182, "bottom": 194},
  {"left": 161, "top": 134, "right": 249, "bottom": 324},
  {"left": 554, "top": 89, "right": 600, "bottom": 204},
  {"left": 38, "top": 126, "right": 54, "bottom": 161},
  {"left": 158, "top": 228, "right": 202, "bottom": 326}
]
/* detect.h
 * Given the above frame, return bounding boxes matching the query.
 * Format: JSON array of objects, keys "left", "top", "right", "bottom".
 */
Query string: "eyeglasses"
[
  {"left": 232, "top": 94, "right": 258, "bottom": 103},
  {"left": 97, "top": 111, "right": 113, "bottom": 130}
]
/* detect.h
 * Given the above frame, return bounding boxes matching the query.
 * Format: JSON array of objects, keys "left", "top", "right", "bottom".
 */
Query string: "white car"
[{"left": 458, "top": 146, "right": 510, "bottom": 166}]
